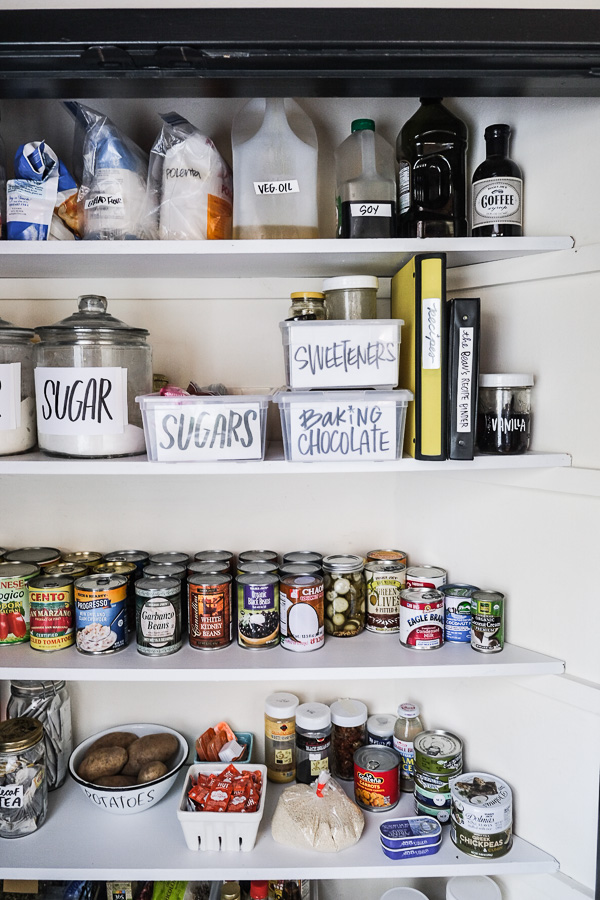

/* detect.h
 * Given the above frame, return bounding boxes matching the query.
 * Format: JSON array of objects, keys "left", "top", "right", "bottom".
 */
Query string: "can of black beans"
[
  {"left": 135, "top": 576, "right": 182, "bottom": 657},
  {"left": 237, "top": 573, "right": 280, "bottom": 650}
]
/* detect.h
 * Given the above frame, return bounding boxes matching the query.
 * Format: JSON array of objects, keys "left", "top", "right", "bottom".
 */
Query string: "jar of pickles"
[
  {"left": 0, "top": 716, "right": 47, "bottom": 837},
  {"left": 322, "top": 554, "right": 366, "bottom": 637}
]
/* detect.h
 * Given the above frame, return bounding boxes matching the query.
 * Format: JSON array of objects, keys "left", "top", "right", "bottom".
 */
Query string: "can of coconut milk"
[
  {"left": 279, "top": 574, "right": 324, "bottom": 652},
  {"left": 471, "top": 590, "right": 504, "bottom": 653}
]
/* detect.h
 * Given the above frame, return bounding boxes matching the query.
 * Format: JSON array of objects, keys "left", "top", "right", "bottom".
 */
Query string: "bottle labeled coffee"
[
  {"left": 396, "top": 98, "right": 468, "bottom": 238},
  {"left": 472, "top": 124, "right": 523, "bottom": 236}
]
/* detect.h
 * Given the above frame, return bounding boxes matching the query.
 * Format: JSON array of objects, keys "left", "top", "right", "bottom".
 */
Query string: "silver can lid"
[{"left": 322, "top": 554, "right": 364, "bottom": 573}]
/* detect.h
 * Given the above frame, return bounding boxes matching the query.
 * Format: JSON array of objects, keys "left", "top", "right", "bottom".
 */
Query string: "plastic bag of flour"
[
  {"left": 64, "top": 101, "right": 148, "bottom": 240},
  {"left": 7, "top": 140, "right": 80, "bottom": 240},
  {"left": 144, "top": 112, "right": 232, "bottom": 240}
]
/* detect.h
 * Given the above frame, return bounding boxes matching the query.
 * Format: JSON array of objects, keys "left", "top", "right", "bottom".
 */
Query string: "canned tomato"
[
  {"left": 354, "top": 745, "right": 400, "bottom": 812},
  {"left": 0, "top": 562, "right": 39, "bottom": 644},
  {"left": 450, "top": 772, "right": 513, "bottom": 858},
  {"left": 62, "top": 551, "right": 103, "bottom": 568},
  {"left": 135, "top": 576, "right": 181, "bottom": 657},
  {"left": 471, "top": 590, "right": 505, "bottom": 653},
  {"left": 237, "top": 573, "right": 280, "bottom": 649},
  {"left": 365, "top": 560, "right": 406, "bottom": 633},
  {"left": 29, "top": 575, "right": 74, "bottom": 651},
  {"left": 414, "top": 730, "right": 463, "bottom": 776},
  {"left": 193, "top": 550, "right": 234, "bottom": 572},
  {"left": 188, "top": 574, "right": 232, "bottom": 650},
  {"left": 45, "top": 562, "right": 89, "bottom": 579},
  {"left": 280, "top": 575, "right": 324, "bottom": 652},
  {"left": 74, "top": 573, "right": 128, "bottom": 655},
  {"left": 405, "top": 566, "right": 447, "bottom": 589},
  {"left": 441, "top": 583, "right": 478, "bottom": 644},
  {"left": 399, "top": 588, "right": 444, "bottom": 650},
  {"left": 3, "top": 547, "right": 61, "bottom": 569},
  {"left": 366, "top": 549, "right": 408, "bottom": 566}
]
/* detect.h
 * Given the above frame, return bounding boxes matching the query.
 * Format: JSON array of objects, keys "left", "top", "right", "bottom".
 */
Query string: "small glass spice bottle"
[
  {"left": 264, "top": 691, "right": 300, "bottom": 783},
  {"left": 0, "top": 716, "right": 48, "bottom": 837},
  {"left": 7, "top": 680, "right": 72, "bottom": 791},
  {"left": 330, "top": 698, "right": 368, "bottom": 780},
  {"left": 295, "top": 702, "right": 332, "bottom": 784},
  {"left": 287, "top": 291, "right": 326, "bottom": 320},
  {"left": 393, "top": 702, "right": 425, "bottom": 792}
]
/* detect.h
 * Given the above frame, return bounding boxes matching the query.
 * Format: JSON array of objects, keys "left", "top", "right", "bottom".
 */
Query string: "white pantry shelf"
[
  {"left": 0, "top": 775, "right": 558, "bottom": 880},
  {"left": 0, "top": 236, "right": 574, "bottom": 279},
  {"left": 0, "top": 633, "right": 564, "bottom": 682}
]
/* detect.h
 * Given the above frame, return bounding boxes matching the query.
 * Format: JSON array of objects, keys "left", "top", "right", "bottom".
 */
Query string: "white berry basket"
[{"left": 177, "top": 762, "right": 267, "bottom": 852}]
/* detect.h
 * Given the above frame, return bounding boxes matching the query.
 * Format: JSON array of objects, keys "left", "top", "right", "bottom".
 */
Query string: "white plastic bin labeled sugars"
[
  {"left": 280, "top": 319, "right": 403, "bottom": 390},
  {"left": 275, "top": 389, "right": 413, "bottom": 462}
]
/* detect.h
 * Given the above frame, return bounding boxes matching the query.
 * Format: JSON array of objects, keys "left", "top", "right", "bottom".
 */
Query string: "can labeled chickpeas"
[
  {"left": 237, "top": 573, "right": 280, "bottom": 649},
  {"left": 29, "top": 575, "right": 74, "bottom": 651},
  {"left": 135, "top": 576, "right": 181, "bottom": 657},
  {"left": 365, "top": 560, "right": 406, "bottom": 633},
  {"left": 399, "top": 588, "right": 444, "bottom": 650},
  {"left": 450, "top": 772, "right": 513, "bottom": 859},
  {"left": 354, "top": 745, "right": 400, "bottom": 812},
  {"left": 188, "top": 574, "right": 232, "bottom": 650},
  {"left": 280, "top": 575, "right": 324, "bottom": 652}
]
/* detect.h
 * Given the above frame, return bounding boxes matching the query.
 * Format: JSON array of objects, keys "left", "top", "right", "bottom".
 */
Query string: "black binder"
[{"left": 447, "top": 297, "right": 481, "bottom": 460}]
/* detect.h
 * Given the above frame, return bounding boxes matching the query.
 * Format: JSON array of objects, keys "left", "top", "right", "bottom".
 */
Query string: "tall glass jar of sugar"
[
  {"left": 0, "top": 316, "right": 36, "bottom": 456},
  {"left": 34, "top": 295, "right": 152, "bottom": 458}
]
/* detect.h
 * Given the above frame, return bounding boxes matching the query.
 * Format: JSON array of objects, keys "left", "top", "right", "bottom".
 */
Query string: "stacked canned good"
[
  {"left": 450, "top": 771, "right": 513, "bottom": 858},
  {"left": 413, "top": 730, "right": 464, "bottom": 825}
]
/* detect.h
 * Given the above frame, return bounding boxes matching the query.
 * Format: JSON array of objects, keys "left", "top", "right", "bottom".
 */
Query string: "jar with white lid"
[
  {"left": 446, "top": 876, "right": 502, "bottom": 899},
  {"left": 322, "top": 554, "right": 366, "bottom": 637},
  {"left": 330, "top": 698, "right": 368, "bottom": 780},
  {"left": 322, "top": 275, "right": 378, "bottom": 319},
  {"left": 295, "top": 701, "right": 331, "bottom": 784},
  {"left": 367, "top": 713, "right": 396, "bottom": 747},
  {"left": 476, "top": 373, "right": 533, "bottom": 455},
  {"left": 34, "top": 295, "right": 152, "bottom": 458},
  {"left": 0, "top": 316, "right": 36, "bottom": 455}
]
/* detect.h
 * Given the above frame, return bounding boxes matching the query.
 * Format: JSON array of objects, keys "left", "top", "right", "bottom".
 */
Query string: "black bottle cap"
[
  {"left": 420, "top": 97, "right": 443, "bottom": 104},
  {"left": 484, "top": 124, "right": 511, "bottom": 139}
]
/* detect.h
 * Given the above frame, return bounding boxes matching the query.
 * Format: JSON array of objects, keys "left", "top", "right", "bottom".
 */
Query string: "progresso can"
[
  {"left": 399, "top": 588, "right": 444, "bottom": 650},
  {"left": 280, "top": 575, "right": 324, "bottom": 652},
  {"left": 237, "top": 573, "right": 280, "bottom": 649},
  {"left": 135, "top": 576, "right": 181, "bottom": 657},
  {"left": 74, "top": 573, "right": 128, "bottom": 655},
  {"left": 188, "top": 573, "right": 232, "bottom": 650},
  {"left": 471, "top": 590, "right": 505, "bottom": 653},
  {"left": 354, "top": 745, "right": 400, "bottom": 812},
  {"left": 28, "top": 575, "right": 74, "bottom": 651},
  {"left": 405, "top": 566, "right": 447, "bottom": 590},
  {"left": 0, "top": 562, "right": 40, "bottom": 644},
  {"left": 365, "top": 560, "right": 406, "bottom": 633},
  {"left": 441, "top": 583, "right": 479, "bottom": 644},
  {"left": 93, "top": 560, "right": 137, "bottom": 632}
]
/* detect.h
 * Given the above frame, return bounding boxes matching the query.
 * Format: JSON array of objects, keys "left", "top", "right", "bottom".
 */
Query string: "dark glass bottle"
[
  {"left": 396, "top": 98, "right": 468, "bottom": 238},
  {"left": 472, "top": 124, "right": 523, "bottom": 237}
]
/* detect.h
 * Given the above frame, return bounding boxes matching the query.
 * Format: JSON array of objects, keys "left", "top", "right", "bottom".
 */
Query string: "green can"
[
  {"left": 470, "top": 590, "right": 504, "bottom": 653},
  {"left": 414, "top": 730, "right": 463, "bottom": 776},
  {"left": 451, "top": 819, "right": 513, "bottom": 859},
  {"left": 237, "top": 573, "right": 280, "bottom": 649}
]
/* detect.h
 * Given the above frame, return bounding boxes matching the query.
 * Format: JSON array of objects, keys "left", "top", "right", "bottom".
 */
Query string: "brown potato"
[
  {"left": 122, "top": 733, "right": 179, "bottom": 776},
  {"left": 87, "top": 731, "right": 138, "bottom": 754},
  {"left": 137, "top": 761, "right": 168, "bottom": 784},
  {"left": 94, "top": 774, "right": 137, "bottom": 788},
  {"left": 78, "top": 746, "right": 128, "bottom": 783}
]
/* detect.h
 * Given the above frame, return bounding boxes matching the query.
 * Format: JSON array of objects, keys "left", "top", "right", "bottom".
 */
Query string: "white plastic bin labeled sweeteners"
[
  {"left": 275, "top": 389, "right": 413, "bottom": 463},
  {"left": 136, "top": 393, "right": 270, "bottom": 462},
  {"left": 280, "top": 319, "right": 403, "bottom": 390},
  {"left": 177, "top": 763, "right": 267, "bottom": 852}
]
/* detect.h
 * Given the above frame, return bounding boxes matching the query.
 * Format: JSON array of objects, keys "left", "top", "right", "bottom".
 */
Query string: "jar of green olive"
[{"left": 322, "top": 554, "right": 366, "bottom": 637}]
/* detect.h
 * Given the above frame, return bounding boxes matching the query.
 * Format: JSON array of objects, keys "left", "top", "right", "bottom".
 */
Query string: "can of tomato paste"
[
  {"left": 29, "top": 575, "right": 74, "bottom": 652},
  {"left": 188, "top": 574, "right": 232, "bottom": 650},
  {"left": 354, "top": 745, "right": 401, "bottom": 812},
  {"left": 280, "top": 575, "right": 324, "bottom": 652},
  {"left": 0, "top": 562, "right": 40, "bottom": 644},
  {"left": 399, "top": 588, "right": 444, "bottom": 650}
]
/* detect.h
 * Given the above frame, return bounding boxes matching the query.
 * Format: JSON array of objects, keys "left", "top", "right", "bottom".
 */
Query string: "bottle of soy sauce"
[
  {"left": 471, "top": 124, "right": 523, "bottom": 236},
  {"left": 335, "top": 118, "right": 396, "bottom": 238}
]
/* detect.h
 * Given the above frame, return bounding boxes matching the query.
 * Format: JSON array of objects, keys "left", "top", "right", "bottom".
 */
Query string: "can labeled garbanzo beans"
[
  {"left": 74, "top": 573, "right": 128, "bottom": 655},
  {"left": 29, "top": 574, "right": 74, "bottom": 651}
]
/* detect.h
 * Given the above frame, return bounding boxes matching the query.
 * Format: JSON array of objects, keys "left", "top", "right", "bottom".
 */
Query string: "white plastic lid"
[
  {"left": 397, "top": 702, "right": 420, "bottom": 718},
  {"left": 330, "top": 698, "right": 368, "bottom": 727},
  {"left": 367, "top": 714, "right": 397, "bottom": 737},
  {"left": 478, "top": 373, "right": 534, "bottom": 388},
  {"left": 322, "top": 276, "right": 379, "bottom": 292},
  {"left": 380, "top": 889, "right": 430, "bottom": 900},
  {"left": 296, "top": 701, "right": 332, "bottom": 730},
  {"left": 264, "top": 691, "right": 300, "bottom": 719},
  {"left": 446, "top": 876, "right": 502, "bottom": 900}
]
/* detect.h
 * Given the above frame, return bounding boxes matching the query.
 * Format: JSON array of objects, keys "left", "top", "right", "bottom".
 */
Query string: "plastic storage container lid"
[
  {"left": 379, "top": 889, "right": 430, "bottom": 900},
  {"left": 397, "top": 702, "right": 420, "bottom": 718},
  {"left": 264, "top": 692, "right": 300, "bottom": 719},
  {"left": 330, "top": 698, "right": 368, "bottom": 727},
  {"left": 296, "top": 702, "right": 331, "bottom": 730},
  {"left": 367, "top": 714, "right": 397, "bottom": 737},
  {"left": 478, "top": 373, "right": 534, "bottom": 388},
  {"left": 322, "top": 276, "right": 379, "bottom": 292},
  {"left": 446, "top": 876, "right": 502, "bottom": 900}
]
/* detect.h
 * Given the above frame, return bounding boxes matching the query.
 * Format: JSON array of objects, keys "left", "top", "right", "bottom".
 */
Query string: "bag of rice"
[{"left": 271, "top": 771, "right": 364, "bottom": 853}]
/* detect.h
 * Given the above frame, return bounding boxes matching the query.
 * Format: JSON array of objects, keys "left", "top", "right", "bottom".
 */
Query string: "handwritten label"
[
  {"left": 349, "top": 203, "right": 393, "bottom": 218},
  {"left": 457, "top": 327, "right": 474, "bottom": 432},
  {"left": 254, "top": 180, "right": 299, "bottom": 195},
  {"left": 287, "top": 400, "right": 397, "bottom": 461},
  {"left": 84, "top": 192, "right": 124, "bottom": 210},
  {"left": 154, "top": 402, "right": 263, "bottom": 461},
  {"left": 34, "top": 367, "right": 127, "bottom": 436},
  {"left": 422, "top": 298, "right": 441, "bottom": 370},
  {"left": 0, "top": 363, "right": 21, "bottom": 431},
  {"left": 0, "top": 784, "right": 24, "bottom": 808},
  {"left": 287, "top": 323, "right": 399, "bottom": 389}
]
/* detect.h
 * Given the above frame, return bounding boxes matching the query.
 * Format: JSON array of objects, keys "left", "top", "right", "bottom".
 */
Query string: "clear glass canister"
[
  {"left": 6, "top": 680, "right": 72, "bottom": 791},
  {"left": 322, "top": 276, "right": 378, "bottom": 319},
  {"left": 0, "top": 316, "right": 36, "bottom": 455},
  {"left": 287, "top": 291, "right": 326, "bottom": 320},
  {"left": 34, "top": 294, "right": 152, "bottom": 458},
  {"left": 323, "top": 554, "right": 366, "bottom": 637},
  {"left": 330, "top": 698, "right": 368, "bottom": 780},
  {"left": 0, "top": 716, "right": 47, "bottom": 837},
  {"left": 476, "top": 373, "right": 533, "bottom": 455}
]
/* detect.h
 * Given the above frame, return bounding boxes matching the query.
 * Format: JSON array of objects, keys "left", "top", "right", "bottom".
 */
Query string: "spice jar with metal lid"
[
  {"left": 476, "top": 373, "right": 533, "bottom": 455},
  {"left": 34, "top": 295, "right": 152, "bottom": 458},
  {"left": 0, "top": 716, "right": 47, "bottom": 837},
  {"left": 287, "top": 291, "right": 326, "bottom": 320},
  {"left": 0, "top": 315, "right": 36, "bottom": 455},
  {"left": 330, "top": 698, "right": 368, "bottom": 781},
  {"left": 322, "top": 554, "right": 366, "bottom": 637},
  {"left": 7, "top": 681, "right": 72, "bottom": 791}
]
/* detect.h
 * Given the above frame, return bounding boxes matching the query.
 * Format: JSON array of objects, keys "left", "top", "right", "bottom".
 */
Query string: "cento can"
[
  {"left": 188, "top": 573, "right": 232, "bottom": 650},
  {"left": 441, "top": 583, "right": 479, "bottom": 644},
  {"left": 3, "top": 547, "right": 61, "bottom": 569},
  {"left": 366, "top": 549, "right": 408, "bottom": 566},
  {"left": 28, "top": 575, "right": 74, "bottom": 651},
  {"left": 62, "top": 551, "right": 103, "bottom": 568},
  {"left": 45, "top": 562, "right": 89, "bottom": 579},
  {"left": 237, "top": 573, "right": 280, "bottom": 650},
  {"left": 193, "top": 550, "right": 234, "bottom": 572},
  {"left": 399, "top": 588, "right": 444, "bottom": 650},
  {"left": 135, "top": 576, "right": 181, "bottom": 657},
  {"left": 471, "top": 590, "right": 505, "bottom": 653},
  {"left": 405, "top": 566, "right": 447, "bottom": 590},
  {"left": 450, "top": 772, "right": 513, "bottom": 858},
  {"left": 74, "top": 573, "right": 128, "bottom": 655},
  {"left": 0, "top": 562, "right": 40, "bottom": 644},
  {"left": 414, "top": 730, "right": 463, "bottom": 776},
  {"left": 365, "top": 560, "right": 406, "bottom": 633},
  {"left": 279, "top": 574, "right": 324, "bottom": 652},
  {"left": 354, "top": 745, "right": 401, "bottom": 812}
]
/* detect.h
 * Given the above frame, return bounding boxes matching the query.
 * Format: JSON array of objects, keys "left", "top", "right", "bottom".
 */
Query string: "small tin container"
[
  {"left": 237, "top": 550, "right": 278, "bottom": 572},
  {"left": 450, "top": 772, "right": 513, "bottom": 859},
  {"left": 238, "top": 560, "right": 279, "bottom": 576},
  {"left": 366, "top": 549, "right": 408, "bottom": 566},
  {"left": 282, "top": 551, "right": 323, "bottom": 568},
  {"left": 104, "top": 550, "right": 149, "bottom": 579},
  {"left": 414, "top": 784, "right": 452, "bottom": 809},
  {"left": 354, "top": 744, "right": 400, "bottom": 812},
  {"left": 149, "top": 551, "right": 190, "bottom": 567},
  {"left": 3, "top": 547, "right": 61, "bottom": 569},
  {"left": 399, "top": 587, "right": 444, "bottom": 650},
  {"left": 367, "top": 713, "right": 396, "bottom": 747},
  {"left": 45, "top": 562, "right": 89, "bottom": 579},
  {"left": 379, "top": 815, "right": 442, "bottom": 849},
  {"left": 471, "top": 590, "right": 505, "bottom": 653},
  {"left": 93, "top": 560, "right": 137, "bottom": 631},
  {"left": 143, "top": 562, "right": 188, "bottom": 631},
  {"left": 405, "top": 565, "right": 447, "bottom": 590},
  {"left": 414, "top": 799, "right": 451, "bottom": 824},
  {"left": 414, "top": 730, "right": 463, "bottom": 776},
  {"left": 279, "top": 563, "right": 321, "bottom": 578},
  {"left": 135, "top": 576, "right": 182, "bottom": 656},
  {"left": 74, "top": 573, "right": 128, "bottom": 654},
  {"left": 28, "top": 575, "right": 74, "bottom": 651},
  {"left": 279, "top": 574, "right": 324, "bottom": 652},
  {"left": 380, "top": 836, "right": 442, "bottom": 860},
  {"left": 237, "top": 573, "right": 280, "bottom": 649},
  {"left": 441, "top": 583, "right": 479, "bottom": 644},
  {"left": 193, "top": 550, "right": 234, "bottom": 572},
  {"left": 414, "top": 768, "right": 454, "bottom": 794},
  {"left": 365, "top": 560, "right": 406, "bottom": 633},
  {"left": 62, "top": 551, "right": 103, "bottom": 568},
  {"left": 188, "top": 573, "right": 232, "bottom": 650},
  {"left": 0, "top": 562, "right": 40, "bottom": 644}
]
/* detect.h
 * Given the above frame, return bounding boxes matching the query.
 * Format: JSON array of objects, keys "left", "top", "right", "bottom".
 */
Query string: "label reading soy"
[
  {"left": 34, "top": 367, "right": 128, "bottom": 436},
  {"left": 254, "top": 180, "right": 300, "bottom": 195},
  {"left": 288, "top": 323, "right": 399, "bottom": 389},
  {"left": 156, "top": 402, "right": 263, "bottom": 461},
  {"left": 0, "top": 363, "right": 21, "bottom": 431},
  {"left": 288, "top": 400, "right": 397, "bottom": 461}
]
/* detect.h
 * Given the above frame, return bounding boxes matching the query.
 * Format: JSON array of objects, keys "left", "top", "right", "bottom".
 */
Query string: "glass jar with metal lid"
[
  {"left": 287, "top": 291, "right": 326, "bottom": 320},
  {"left": 7, "top": 681, "right": 72, "bottom": 790},
  {"left": 476, "top": 373, "right": 534, "bottom": 455},
  {"left": 0, "top": 315, "right": 36, "bottom": 455},
  {"left": 322, "top": 554, "right": 366, "bottom": 637},
  {"left": 34, "top": 295, "right": 152, "bottom": 458},
  {"left": 330, "top": 698, "right": 368, "bottom": 780},
  {"left": 0, "top": 716, "right": 47, "bottom": 837}
]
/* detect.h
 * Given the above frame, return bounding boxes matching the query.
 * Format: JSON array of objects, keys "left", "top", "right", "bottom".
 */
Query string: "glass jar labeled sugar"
[{"left": 0, "top": 315, "right": 36, "bottom": 456}]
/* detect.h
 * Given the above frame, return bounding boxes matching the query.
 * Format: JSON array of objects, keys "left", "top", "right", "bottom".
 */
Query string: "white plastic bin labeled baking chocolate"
[
  {"left": 280, "top": 319, "right": 403, "bottom": 390},
  {"left": 275, "top": 389, "right": 413, "bottom": 462}
]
